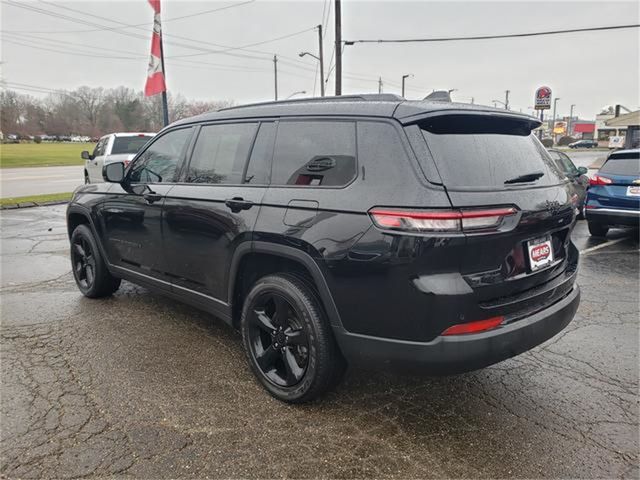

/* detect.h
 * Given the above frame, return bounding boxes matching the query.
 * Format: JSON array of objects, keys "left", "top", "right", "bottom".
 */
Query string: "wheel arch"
[
  {"left": 66, "top": 205, "right": 111, "bottom": 264},
  {"left": 228, "top": 241, "right": 344, "bottom": 331}
]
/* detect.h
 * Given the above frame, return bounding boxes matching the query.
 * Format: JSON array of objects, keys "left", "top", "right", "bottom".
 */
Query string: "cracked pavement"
[{"left": 1, "top": 205, "right": 638, "bottom": 479}]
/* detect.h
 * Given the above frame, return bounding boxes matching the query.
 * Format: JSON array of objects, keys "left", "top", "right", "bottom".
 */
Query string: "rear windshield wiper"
[{"left": 504, "top": 171, "right": 544, "bottom": 184}]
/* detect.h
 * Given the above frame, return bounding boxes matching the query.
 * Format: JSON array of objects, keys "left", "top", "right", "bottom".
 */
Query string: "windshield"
[
  {"left": 111, "top": 136, "right": 154, "bottom": 155},
  {"left": 420, "top": 115, "right": 564, "bottom": 189},
  {"left": 600, "top": 153, "right": 640, "bottom": 176}
]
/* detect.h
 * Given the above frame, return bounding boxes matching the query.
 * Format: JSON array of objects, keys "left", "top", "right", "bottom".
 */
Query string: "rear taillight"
[
  {"left": 368, "top": 207, "right": 517, "bottom": 233},
  {"left": 589, "top": 175, "right": 612, "bottom": 186},
  {"left": 441, "top": 316, "right": 504, "bottom": 336}
]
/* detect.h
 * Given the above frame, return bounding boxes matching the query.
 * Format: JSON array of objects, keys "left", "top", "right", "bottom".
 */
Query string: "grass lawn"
[
  {"left": 0, "top": 191, "right": 73, "bottom": 207},
  {"left": 0, "top": 142, "right": 94, "bottom": 168}
]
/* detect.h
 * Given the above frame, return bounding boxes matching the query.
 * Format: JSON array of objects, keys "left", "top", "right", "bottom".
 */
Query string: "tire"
[
  {"left": 588, "top": 221, "right": 609, "bottom": 237},
  {"left": 577, "top": 205, "right": 585, "bottom": 220},
  {"left": 241, "top": 273, "right": 345, "bottom": 403},
  {"left": 70, "top": 224, "right": 121, "bottom": 298}
]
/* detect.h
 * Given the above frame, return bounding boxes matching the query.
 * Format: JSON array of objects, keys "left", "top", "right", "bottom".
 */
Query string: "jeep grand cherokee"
[{"left": 67, "top": 94, "right": 580, "bottom": 403}]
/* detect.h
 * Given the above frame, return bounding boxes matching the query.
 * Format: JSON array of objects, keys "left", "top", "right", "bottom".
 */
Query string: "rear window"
[
  {"left": 420, "top": 115, "right": 564, "bottom": 189},
  {"left": 111, "top": 135, "right": 154, "bottom": 155},
  {"left": 600, "top": 152, "right": 640, "bottom": 176}
]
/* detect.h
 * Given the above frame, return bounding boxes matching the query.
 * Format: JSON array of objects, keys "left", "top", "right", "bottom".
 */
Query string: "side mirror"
[
  {"left": 81, "top": 150, "right": 93, "bottom": 160},
  {"left": 103, "top": 162, "right": 125, "bottom": 183},
  {"left": 577, "top": 166, "right": 588, "bottom": 175}
]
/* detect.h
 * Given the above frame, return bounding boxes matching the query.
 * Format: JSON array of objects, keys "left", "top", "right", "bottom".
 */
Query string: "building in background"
[
  {"left": 604, "top": 110, "right": 640, "bottom": 149},
  {"left": 595, "top": 105, "right": 639, "bottom": 147},
  {"left": 571, "top": 121, "right": 595, "bottom": 139}
]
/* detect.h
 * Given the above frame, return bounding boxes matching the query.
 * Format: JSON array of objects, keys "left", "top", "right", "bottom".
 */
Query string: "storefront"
[{"left": 604, "top": 111, "right": 640, "bottom": 149}]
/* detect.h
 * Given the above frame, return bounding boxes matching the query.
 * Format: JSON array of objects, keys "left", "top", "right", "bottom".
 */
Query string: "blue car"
[{"left": 585, "top": 149, "right": 640, "bottom": 237}]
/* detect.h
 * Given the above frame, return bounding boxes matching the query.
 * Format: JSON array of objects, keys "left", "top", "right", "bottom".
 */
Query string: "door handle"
[
  {"left": 225, "top": 197, "right": 254, "bottom": 212},
  {"left": 143, "top": 192, "right": 163, "bottom": 204}
]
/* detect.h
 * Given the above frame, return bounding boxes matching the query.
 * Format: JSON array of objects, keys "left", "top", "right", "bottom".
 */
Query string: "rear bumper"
[
  {"left": 335, "top": 284, "right": 580, "bottom": 374},
  {"left": 586, "top": 207, "right": 640, "bottom": 227}
]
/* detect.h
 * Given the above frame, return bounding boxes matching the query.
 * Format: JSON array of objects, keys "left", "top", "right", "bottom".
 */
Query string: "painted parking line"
[{"left": 579, "top": 237, "right": 629, "bottom": 255}]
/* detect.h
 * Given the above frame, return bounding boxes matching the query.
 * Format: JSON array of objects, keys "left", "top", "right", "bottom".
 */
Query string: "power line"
[
  {"left": 2, "top": 0, "right": 256, "bottom": 34},
  {"left": 345, "top": 23, "right": 640, "bottom": 44}
]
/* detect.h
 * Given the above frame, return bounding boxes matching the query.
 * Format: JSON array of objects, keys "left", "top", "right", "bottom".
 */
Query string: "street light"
[
  {"left": 298, "top": 25, "right": 325, "bottom": 96},
  {"left": 401, "top": 74, "right": 412, "bottom": 97},
  {"left": 286, "top": 90, "right": 306, "bottom": 100},
  {"left": 568, "top": 104, "right": 576, "bottom": 137}
]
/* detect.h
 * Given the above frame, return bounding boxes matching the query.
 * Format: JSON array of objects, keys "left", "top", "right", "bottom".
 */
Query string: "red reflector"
[{"left": 441, "top": 316, "right": 504, "bottom": 336}]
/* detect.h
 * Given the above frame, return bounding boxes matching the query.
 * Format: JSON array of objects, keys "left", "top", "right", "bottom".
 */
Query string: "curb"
[{"left": 1, "top": 200, "right": 70, "bottom": 210}]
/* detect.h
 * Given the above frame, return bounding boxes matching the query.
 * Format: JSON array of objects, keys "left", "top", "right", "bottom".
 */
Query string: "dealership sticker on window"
[{"left": 527, "top": 236, "right": 554, "bottom": 271}]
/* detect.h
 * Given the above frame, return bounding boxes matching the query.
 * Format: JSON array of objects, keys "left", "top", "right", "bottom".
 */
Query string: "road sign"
[{"left": 535, "top": 86, "right": 552, "bottom": 110}]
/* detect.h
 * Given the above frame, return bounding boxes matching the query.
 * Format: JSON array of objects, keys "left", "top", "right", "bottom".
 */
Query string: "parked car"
[
  {"left": 585, "top": 149, "right": 640, "bottom": 236},
  {"left": 568, "top": 139, "right": 598, "bottom": 149},
  {"left": 67, "top": 95, "right": 580, "bottom": 403},
  {"left": 547, "top": 149, "right": 589, "bottom": 217},
  {"left": 81, "top": 132, "right": 155, "bottom": 184}
]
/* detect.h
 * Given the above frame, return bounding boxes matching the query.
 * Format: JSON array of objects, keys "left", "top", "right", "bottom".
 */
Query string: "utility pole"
[
  {"left": 317, "top": 25, "right": 325, "bottom": 97},
  {"left": 552, "top": 97, "right": 560, "bottom": 143},
  {"left": 504, "top": 89, "right": 510, "bottom": 110},
  {"left": 334, "top": 0, "right": 342, "bottom": 95},
  {"left": 378, "top": 77, "right": 383, "bottom": 94},
  {"left": 273, "top": 55, "right": 278, "bottom": 101}
]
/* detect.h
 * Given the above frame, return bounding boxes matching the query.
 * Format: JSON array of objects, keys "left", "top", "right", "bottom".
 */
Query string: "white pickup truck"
[{"left": 81, "top": 132, "right": 155, "bottom": 184}]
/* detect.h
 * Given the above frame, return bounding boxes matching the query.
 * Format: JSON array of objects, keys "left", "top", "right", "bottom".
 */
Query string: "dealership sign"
[{"left": 534, "top": 86, "right": 552, "bottom": 110}]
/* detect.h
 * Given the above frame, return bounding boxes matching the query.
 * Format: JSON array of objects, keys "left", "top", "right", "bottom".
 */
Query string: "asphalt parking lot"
[{"left": 1, "top": 205, "right": 638, "bottom": 479}]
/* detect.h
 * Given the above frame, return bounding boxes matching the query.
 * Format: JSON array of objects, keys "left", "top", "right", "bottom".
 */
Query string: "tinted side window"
[
  {"left": 244, "top": 122, "right": 275, "bottom": 185},
  {"left": 271, "top": 121, "right": 356, "bottom": 186},
  {"left": 129, "top": 128, "right": 192, "bottom": 184},
  {"left": 554, "top": 152, "right": 578, "bottom": 175},
  {"left": 186, "top": 123, "right": 257, "bottom": 184},
  {"left": 93, "top": 138, "right": 107, "bottom": 157}
]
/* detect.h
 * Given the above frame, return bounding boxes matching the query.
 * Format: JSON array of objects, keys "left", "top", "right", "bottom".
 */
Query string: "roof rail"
[{"left": 218, "top": 93, "right": 404, "bottom": 112}]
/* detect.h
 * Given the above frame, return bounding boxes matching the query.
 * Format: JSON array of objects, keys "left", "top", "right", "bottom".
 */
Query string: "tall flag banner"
[{"left": 144, "top": 0, "right": 166, "bottom": 96}]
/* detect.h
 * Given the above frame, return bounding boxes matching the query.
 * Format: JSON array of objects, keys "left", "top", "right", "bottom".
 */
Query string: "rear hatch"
[
  {"left": 414, "top": 113, "right": 576, "bottom": 311},
  {"left": 588, "top": 152, "right": 640, "bottom": 209}
]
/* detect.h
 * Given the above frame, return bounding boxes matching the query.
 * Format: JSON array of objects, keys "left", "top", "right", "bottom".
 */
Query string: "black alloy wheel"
[
  {"left": 246, "top": 292, "right": 309, "bottom": 387},
  {"left": 70, "top": 224, "right": 121, "bottom": 298},
  {"left": 241, "top": 274, "right": 345, "bottom": 403},
  {"left": 72, "top": 235, "right": 96, "bottom": 291}
]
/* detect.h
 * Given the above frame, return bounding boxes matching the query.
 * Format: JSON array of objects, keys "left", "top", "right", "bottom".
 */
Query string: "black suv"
[{"left": 67, "top": 94, "right": 580, "bottom": 403}]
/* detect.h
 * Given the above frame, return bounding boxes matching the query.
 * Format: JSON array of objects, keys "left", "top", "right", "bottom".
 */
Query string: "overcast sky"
[{"left": 2, "top": 0, "right": 639, "bottom": 119}]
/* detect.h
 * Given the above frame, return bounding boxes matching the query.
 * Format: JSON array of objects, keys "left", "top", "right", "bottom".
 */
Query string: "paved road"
[
  {"left": 0, "top": 166, "right": 84, "bottom": 198},
  {"left": 1, "top": 205, "right": 638, "bottom": 479}
]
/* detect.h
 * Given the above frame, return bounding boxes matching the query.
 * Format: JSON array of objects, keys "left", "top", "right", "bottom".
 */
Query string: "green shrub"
[{"left": 34, "top": 136, "right": 42, "bottom": 144}]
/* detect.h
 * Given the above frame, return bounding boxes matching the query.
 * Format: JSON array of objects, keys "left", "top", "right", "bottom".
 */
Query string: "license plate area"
[{"left": 527, "top": 236, "right": 554, "bottom": 272}]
